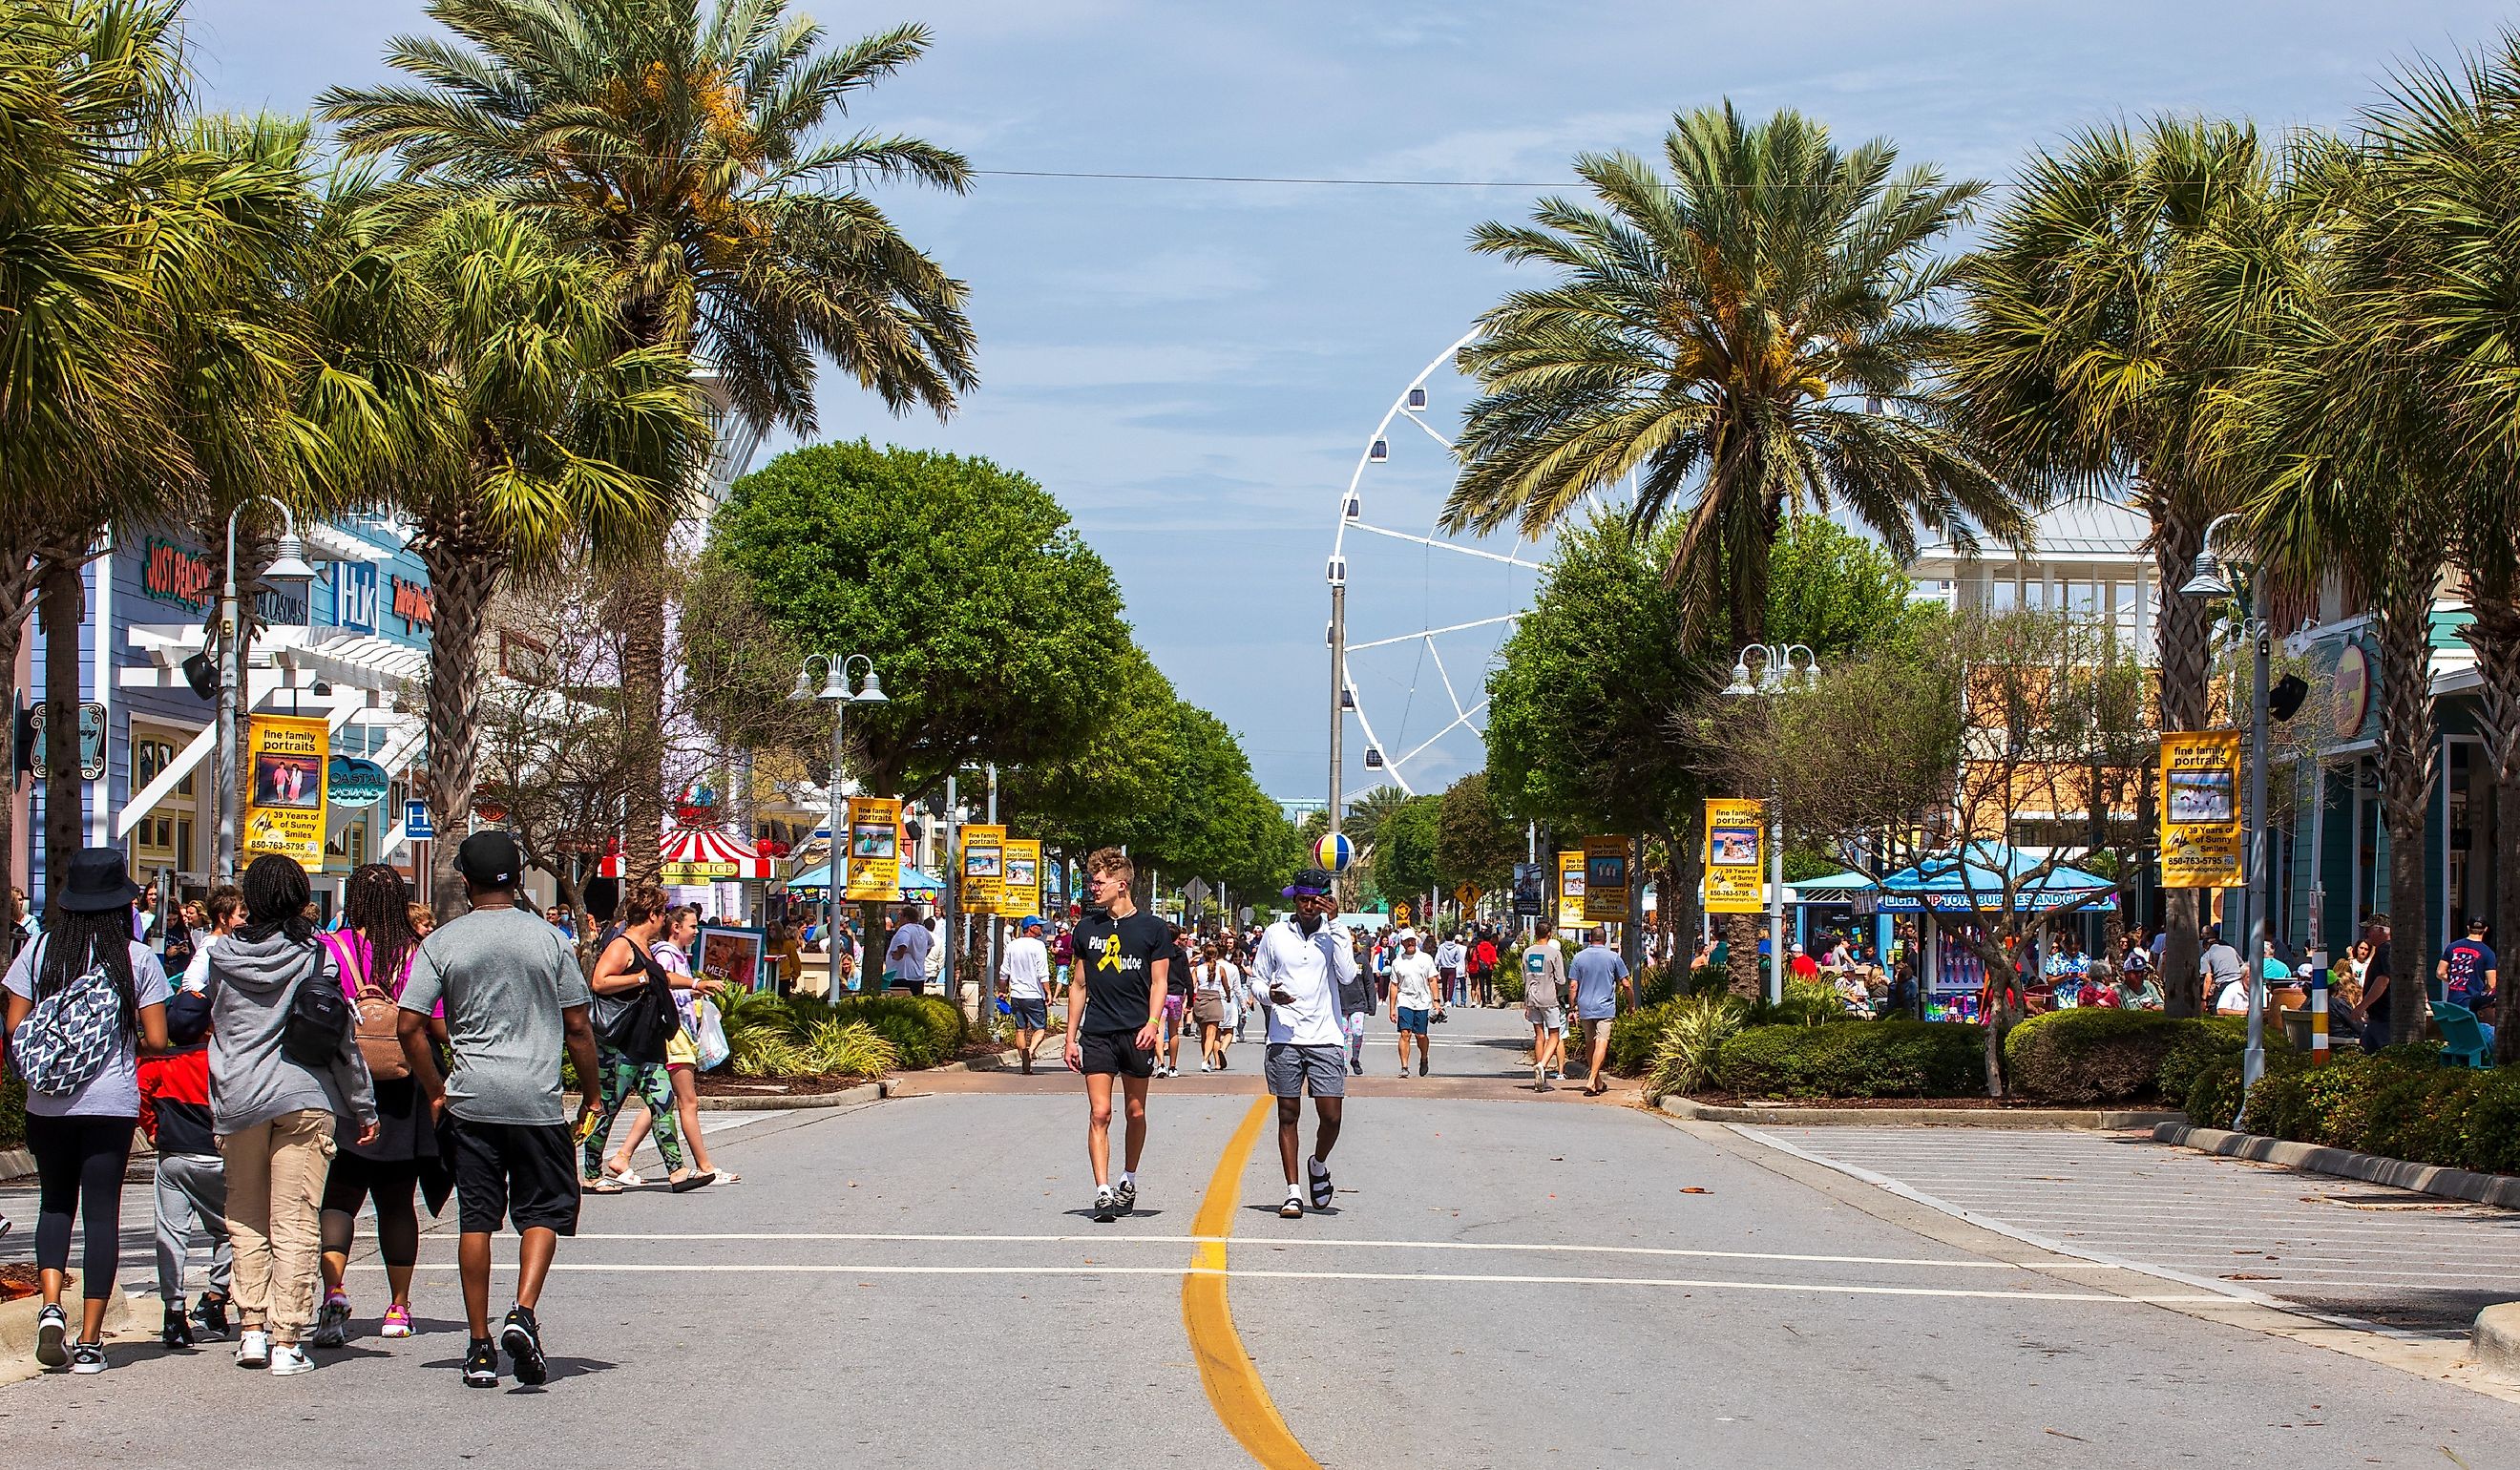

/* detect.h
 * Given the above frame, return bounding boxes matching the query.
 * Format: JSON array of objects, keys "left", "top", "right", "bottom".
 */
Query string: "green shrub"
[
  {"left": 715, "top": 989, "right": 963, "bottom": 1073},
  {"left": 1604, "top": 1000, "right": 1676, "bottom": 1075},
  {"left": 1637, "top": 964, "right": 1679, "bottom": 1008},
  {"left": 2155, "top": 1016, "right": 2258, "bottom": 1107},
  {"left": 1494, "top": 962, "right": 1524, "bottom": 1005},
  {"left": 1646, "top": 994, "right": 1742, "bottom": 1102},
  {"left": 1753, "top": 979, "right": 1855, "bottom": 1028},
  {"left": 2184, "top": 1055, "right": 2248, "bottom": 1125},
  {"left": 1718, "top": 1019, "right": 1986, "bottom": 1099},
  {"left": 2006, "top": 1010, "right": 2198, "bottom": 1103},
  {"left": 1684, "top": 963, "right": 1730, "bottom": 996},
  {"left": 0, "top": 1075, "right": 22, "bottom": 1151}
]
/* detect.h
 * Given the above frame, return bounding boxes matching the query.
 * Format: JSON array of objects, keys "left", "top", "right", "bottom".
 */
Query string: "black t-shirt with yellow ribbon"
[{"left": 1072, "top": 909, "right": 1172, "bottom": 1036}]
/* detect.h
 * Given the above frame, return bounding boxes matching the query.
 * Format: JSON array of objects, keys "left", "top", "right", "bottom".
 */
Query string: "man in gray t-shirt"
[{"left": 396, "top": 831, "right": 601, "bottom": 1390}]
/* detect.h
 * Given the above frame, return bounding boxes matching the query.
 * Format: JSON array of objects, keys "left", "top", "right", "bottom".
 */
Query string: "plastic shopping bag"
[{"left": 694, "top": 998, "right": 732, "bottom": 1072}]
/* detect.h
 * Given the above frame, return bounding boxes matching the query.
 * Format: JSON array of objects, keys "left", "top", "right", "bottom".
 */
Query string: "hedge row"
[
  {"left": 719, "top": 990, "right": 967, "bottom": 1070},
  {"left": 2003, "top": 1009, "right": 2270, "bottom": 1105},
  {"left": 2192, "top": 1045, "right": 2520, "bottom": 1176},
  {"left": 1717, "top": 1020, "right": 1986, "bottom": 1099}
]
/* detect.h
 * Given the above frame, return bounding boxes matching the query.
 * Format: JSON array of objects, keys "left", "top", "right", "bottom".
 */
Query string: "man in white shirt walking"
[
  {"left": 1387, "top": 931, "right": 1440, "bottom": 1078},
  {"left": 998, "top": 915, "right": 1055, "bottom": 1075},
  {"left": 884, "top": 907, "right": 933, "bottom": 995},
  {"left": 1250, "top": 868, "right": 1356, "bottom": 1219}
]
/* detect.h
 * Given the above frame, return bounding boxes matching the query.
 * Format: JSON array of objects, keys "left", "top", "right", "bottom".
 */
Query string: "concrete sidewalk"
[{"left": 1732, "top": 1124, "right": 2520, "bottom": 1334}]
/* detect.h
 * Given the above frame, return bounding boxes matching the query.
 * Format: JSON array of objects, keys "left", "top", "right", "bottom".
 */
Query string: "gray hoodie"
[{"left": 203, "top": 928, "right": 378, "bottom": 1135}]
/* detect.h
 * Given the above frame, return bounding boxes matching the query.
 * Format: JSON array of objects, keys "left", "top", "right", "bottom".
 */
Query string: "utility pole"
[
  {"left": 941, "top": 774, "right": 959, "bottom": 1022},
  {"left": 1329, "top": 560, "right": 1347, "bottom": 895},
  {"left": 979, "top": 764, "right": 999, "bottom": 1042}
]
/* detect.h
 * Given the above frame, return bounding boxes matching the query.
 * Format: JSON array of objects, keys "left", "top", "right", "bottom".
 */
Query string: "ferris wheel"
[{"left": 1326, "top": 330, "right": 1549, "bottom": 808}]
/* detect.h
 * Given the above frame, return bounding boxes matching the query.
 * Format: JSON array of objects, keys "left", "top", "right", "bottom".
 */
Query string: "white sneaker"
[
  {"left": 1199, "top": 1060, "right": 1213, "bottom": 1073},
  {"left": 268, "top": 1342, "right": 316, "bottom": 1376},
  {"left": 236, "top": 1329, "right": 270, "bottom": 1368}
]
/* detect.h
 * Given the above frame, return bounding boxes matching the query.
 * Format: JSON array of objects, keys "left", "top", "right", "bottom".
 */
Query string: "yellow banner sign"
[
  {"left": 1001, "top": 839, "right": 1042, "bottom": 918},
  {"left": 844, "top": 797, "right": 903, "bottom": 901},
  {"left": 1704, "top": 798, "right": 1766, "bottom": 913},
  {"left": 1582, "top": 836, "right": 1630, "bottom": 922},
  {"left": 1557, "top": 850, "right": 1587, "bottom": 931},
  {"left": 2160, "top": 731, "right": 2243, "bottom": 889},
  {"left": 243, "top": 714, "right": 328, "bottom": 870},
  {"left": 961, "top": 823, "right": 1005, "bottom": 914}
]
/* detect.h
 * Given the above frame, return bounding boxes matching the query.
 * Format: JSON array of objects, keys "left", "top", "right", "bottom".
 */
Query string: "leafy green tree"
[
  {"left": 701, "top": 440, "right": 1124, "bottom": 800},
  {"left": 1945, "top": 116, "right": 2289, "bottom": 1012},
  {"left": 1444, "top": 102, "right": 2023, "bottom": 653},
  {"left": 998, "top": 643, "right": 1178, "bottom": 864},
  {"left": 1144, "top": 705, "right": 1302, "bottom": 905},
  {"left": 326, "top": 0, "right": 979, "bottom": 883},
  {"left": 1485, "top": 511, "right": 1712, "bottom": 953},
  {"left": 1371, "top": 795, "right": 1445, "bottom": 914},
  {"left": 1435, "top": 771, "right": 1522, "bottom": 896},
  {"left": 1764, "top": 515, "right": 1937, "bottom": 659}
]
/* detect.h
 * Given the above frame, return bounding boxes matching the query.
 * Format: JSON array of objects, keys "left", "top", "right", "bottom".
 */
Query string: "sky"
[{"left": 182, "top": 0, "right": 2516, "bottom": 808}]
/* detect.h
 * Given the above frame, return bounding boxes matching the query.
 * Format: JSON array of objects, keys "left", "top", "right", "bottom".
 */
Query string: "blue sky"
[{"left": 185, "top": 0, "right": 2513, "bottom": 806}]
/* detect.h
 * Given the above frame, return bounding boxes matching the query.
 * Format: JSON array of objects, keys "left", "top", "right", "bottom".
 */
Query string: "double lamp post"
[
  {"left": 791, "top": 653, "right": 885, "bottom": 1001},
  {"left": 1725, "top": 642, "right": 1817, "bottom": 1006}
]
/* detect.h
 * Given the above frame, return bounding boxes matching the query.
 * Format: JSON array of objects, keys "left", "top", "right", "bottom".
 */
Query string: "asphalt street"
[{"left": 5, "top": 1005, "right": 2519, "bottom": 1467}]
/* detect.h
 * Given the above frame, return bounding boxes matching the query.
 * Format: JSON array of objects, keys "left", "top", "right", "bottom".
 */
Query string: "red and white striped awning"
[{"left": 599, "top": 828, "right": 774, "bottom": 883}]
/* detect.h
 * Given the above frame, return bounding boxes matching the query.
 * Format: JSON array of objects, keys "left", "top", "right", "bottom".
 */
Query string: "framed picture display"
[{"left": 697, "top": 923, "right": 769, "bottom": 994}]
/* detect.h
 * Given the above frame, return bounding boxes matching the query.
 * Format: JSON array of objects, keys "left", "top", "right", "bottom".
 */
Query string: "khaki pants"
[{"left": 219, "top": 1109, "right": 336, "bottom": 1343}]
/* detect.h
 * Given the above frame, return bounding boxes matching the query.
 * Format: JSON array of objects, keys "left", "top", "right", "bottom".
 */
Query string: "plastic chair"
[{"left": 2431, "top": 1000, "right": 2493, "bottom": 1069}]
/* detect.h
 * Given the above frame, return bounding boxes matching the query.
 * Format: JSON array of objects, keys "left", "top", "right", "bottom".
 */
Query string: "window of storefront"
[{"left": 131, "top": 728, "right": 200, "bottom": 880}]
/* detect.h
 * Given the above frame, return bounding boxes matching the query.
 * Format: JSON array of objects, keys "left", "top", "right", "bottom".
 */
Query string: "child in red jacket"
[{"left": 139, "top": 928, "right": 233, "bottom": 1350}]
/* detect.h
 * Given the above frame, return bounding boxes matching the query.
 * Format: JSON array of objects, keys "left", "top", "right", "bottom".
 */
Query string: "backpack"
[
  {"left": 591, "top": 938, "right": 679, "bottom": 1062},
  {"left": 282, "top": 947, "right": 353, "bottom": 1070},
  {"left": 9, "top": 939, "right": 126, "bottom": 1096},
  {"left": 325, "top": 932, "right": 409, "bottom": 1082}
]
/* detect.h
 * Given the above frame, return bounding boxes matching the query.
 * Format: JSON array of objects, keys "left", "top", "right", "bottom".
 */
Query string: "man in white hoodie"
[{"left": 1250, "top": 868, "right": 1358, "bottom": 1219}]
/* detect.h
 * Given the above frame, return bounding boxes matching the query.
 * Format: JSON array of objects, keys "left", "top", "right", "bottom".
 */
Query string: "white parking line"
[
  {"left": 541, "top": 1229, "right": 2131, "bottom": 1270},
  {"left": 353, "top": 1260, "right": 2224, "bottom": 1303}
]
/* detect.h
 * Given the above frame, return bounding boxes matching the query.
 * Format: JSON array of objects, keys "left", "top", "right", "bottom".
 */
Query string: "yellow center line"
[{"left": 1182, "top": 1097, "right": 1321, "bottom": 1470}]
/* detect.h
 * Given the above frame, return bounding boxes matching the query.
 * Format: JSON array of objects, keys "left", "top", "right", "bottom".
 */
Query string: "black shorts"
[
  {"left": 320, "top": 1152, "right": 425, "bottom": 1217},
  {"left": 1079, "top": 1029, "right": 1155, "bottom": 1079},
  {"left": 445, "top": 1115, "right": 580, "bottom": 1237}
]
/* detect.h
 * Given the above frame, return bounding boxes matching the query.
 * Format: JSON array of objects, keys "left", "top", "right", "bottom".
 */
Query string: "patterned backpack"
[{"left": 10, "top": 938, "right": 125, "bottom": 1096}]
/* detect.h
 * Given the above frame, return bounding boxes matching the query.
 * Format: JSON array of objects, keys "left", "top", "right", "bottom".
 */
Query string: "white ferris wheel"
[{"left": 1326, "top": 330, "right": 1551, "bottom": 810}]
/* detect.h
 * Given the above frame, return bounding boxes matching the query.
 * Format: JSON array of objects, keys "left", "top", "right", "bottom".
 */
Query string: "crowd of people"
[{"left": 2, "top": 834, "right": 736, "bottom": 1385}]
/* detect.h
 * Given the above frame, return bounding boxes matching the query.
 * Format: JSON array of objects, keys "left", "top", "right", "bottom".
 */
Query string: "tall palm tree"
[
  {"left": 322, "top": 0, "right": 978, "bottom": 883},
  {"left": 302, "top": 188, "right": 705, "bottom": 909},
  {"left": 0, "top": 0, "right": 321, "bottom": 915},
  {"left": 1444, "top": 103, "right": 2023, "bottom": 656},
  {"left": 2237, "top": 45, "right": 2520, "bottom": 1049},
  {"left": 1945, "top": 117, "right": 2285, "bottom": 1017}
]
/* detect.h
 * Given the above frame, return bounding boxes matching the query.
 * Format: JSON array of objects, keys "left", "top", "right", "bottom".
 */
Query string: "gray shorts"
[
  {"left": 1265, "top": 1043, "right": 1349, "bottom": 1099},
  {"left": 1526, "top": 1005, "right": 1564, "bottom": 1032}
]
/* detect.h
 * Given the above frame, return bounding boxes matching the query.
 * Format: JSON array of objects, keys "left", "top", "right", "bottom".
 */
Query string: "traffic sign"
[{"left": 404, "top": 799, "right": 434, "bottom": 840}]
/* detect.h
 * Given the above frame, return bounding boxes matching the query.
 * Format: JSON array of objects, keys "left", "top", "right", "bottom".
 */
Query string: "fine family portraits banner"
[
  {"left": 2159, "top": 731, "right": 2243, "bottom": 889},
  {"left": 243, "top": 714, "right": 329, "bottom": 869}
]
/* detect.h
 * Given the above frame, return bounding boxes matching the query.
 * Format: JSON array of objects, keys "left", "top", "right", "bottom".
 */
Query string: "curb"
[
  {"left": 695, "top": 1082, "right": 883, "bottom": 1112},
  {"left": 916, "top": 1045, "right": 1033, "bottom": 1077},
  {"left": 2153, "top": 1123, "right": 2520, "bottom": 1208},
  {"left": 0, "top": 1148, "right": 31, "bottom": 1183},
  {"left": 2478, "top": 1304, "right": 2520, "bottom": 1383},
  {"left": 0, "top": 1281, "right": 135, "bottom": 1387},
  {"left": 1661, "top": 1097, "right": 2184, "bottom": 1129}
]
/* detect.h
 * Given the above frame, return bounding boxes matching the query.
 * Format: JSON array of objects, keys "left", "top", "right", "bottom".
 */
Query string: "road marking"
[
  {"left": 549, "top": 1230, "right": 2126, "bottom": 1271},
  {"left": 1182, "top": 1097, "right": 1320, "bottom": 1469},
  {"left": 352, "top": 1260, "right": 2226, "bottom": 1302}
]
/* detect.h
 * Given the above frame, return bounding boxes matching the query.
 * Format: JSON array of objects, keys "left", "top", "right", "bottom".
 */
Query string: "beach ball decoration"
[{"left": 1312, "top": 831, "right": 1355, "bottom": 872}]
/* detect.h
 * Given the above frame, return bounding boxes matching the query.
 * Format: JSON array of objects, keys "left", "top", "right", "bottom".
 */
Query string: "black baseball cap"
[
  {"left": 453, "top": 830, "right": 524, "bottom": 888},
  {"left": 1283, "top": 867, "right": 1335, "bottom": 897}
]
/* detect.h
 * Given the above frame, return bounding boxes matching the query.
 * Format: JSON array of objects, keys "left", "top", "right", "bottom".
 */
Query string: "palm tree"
[
  {"left": 302, "top": 188, "right": 705, "bottom": 910},
  {"left": 322, "top": 0, "right": 978, "bottom": 883},
  {"left": 1944, "top": 117, "right": 2286, "bottom": 1017},
  {"left": 2236, "top": 46, "right": 2520, "bottom": 1049},
  {"left": 1444, "top": 103, "right": 2023, "bottom": 656},
  {"left": 0, "top": 0, "right": 320, "bottom": 915}
]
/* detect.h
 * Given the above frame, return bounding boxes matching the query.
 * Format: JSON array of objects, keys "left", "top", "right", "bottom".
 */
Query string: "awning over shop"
[
  {"left": 600, "top": 828, "right": 775, "bottom": 883},
  {"left": 1856, "top": 844, "right": 2118, "bottom": 914}
]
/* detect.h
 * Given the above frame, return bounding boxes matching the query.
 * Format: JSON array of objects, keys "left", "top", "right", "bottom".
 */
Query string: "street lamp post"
[
  {"left": 216, "top": 498, "right": 318, "bottom": 883},
  {"left": 791, "top": 654, "right": 887, "bottom": 1002},
  {"left": 2180, "top": 514, "right": 2271, "bottom": 1091},
  {"left": 1725, "top": 643, "right": 1818, "bottom": 1005}
]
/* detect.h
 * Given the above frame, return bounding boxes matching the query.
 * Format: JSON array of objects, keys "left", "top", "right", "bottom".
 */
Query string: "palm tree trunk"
[
  {"left": 2373, "top": 573, "right": 2438, "bottom": 1042},
  {"left": 1723, "top": 913, "right": 1758, "bottom": 998},
  {"left": 2152, "top": 495, "right": 2211, "bottom": 1018},
  {"left": 620, "top": 590, "right": 665, "bottom": 886},
  {"left": 2468, "top": 572, "right": 2520, "bottom": 1063},
  {"left": 418, "top": 540, "right": 501, "bottom": 919},
  {"left": 0, "top": 554, "right": 37, "bottom": 966},
  {"left": 39, "top": 553, "right": 87, "bottom": 892}
]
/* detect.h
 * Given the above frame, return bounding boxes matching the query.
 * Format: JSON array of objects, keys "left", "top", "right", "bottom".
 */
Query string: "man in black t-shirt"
[
  {"left": 1063, "top": 848, "right": 1169, "bottom": 1223},
  {"left": 2358, "top": 915, "right": 2396, "bottom": 1052}
]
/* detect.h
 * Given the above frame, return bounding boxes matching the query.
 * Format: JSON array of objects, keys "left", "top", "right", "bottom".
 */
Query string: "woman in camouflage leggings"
[{"left": 580, "top": 884, "right": 712, "bottom": 1193}]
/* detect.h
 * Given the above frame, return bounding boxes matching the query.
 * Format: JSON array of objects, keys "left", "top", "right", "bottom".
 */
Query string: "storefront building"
[{"left": 13, "top": 515, "right": 433, "bottom": 913}]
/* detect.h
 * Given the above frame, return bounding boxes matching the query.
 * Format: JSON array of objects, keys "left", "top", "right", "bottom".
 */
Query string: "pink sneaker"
[{"left": 381, "top": 1303, "right": 413, "bottom": 1339}]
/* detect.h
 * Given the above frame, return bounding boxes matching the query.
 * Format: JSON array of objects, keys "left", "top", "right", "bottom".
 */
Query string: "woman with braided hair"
[{"left": 313, "top": 863, "right": 443, "bottom": 1347}]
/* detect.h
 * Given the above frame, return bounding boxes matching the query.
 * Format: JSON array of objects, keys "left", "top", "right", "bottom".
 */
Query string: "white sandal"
[{"left": 605, "top": 1167, "right": 647, "bottom": 1187}]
